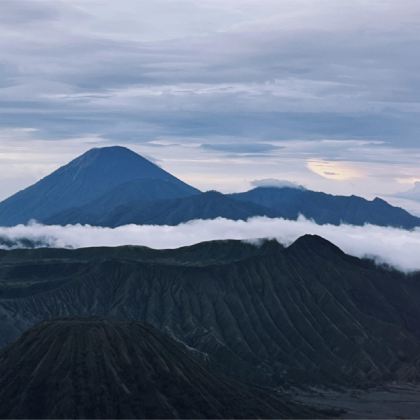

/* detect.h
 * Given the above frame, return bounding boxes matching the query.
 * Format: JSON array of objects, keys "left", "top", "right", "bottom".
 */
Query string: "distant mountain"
[
  {"left": 1, "top": 146, "right": 419, "bottom": 229},
  {"left": 0, "top": 146, "right": 199, "bottom": 226},
  {"left": 231, "top": 186, "right": 420, "bottom": 229},
  {"left": 47, "top": 178, "right": 201, "bottom": 226},
  {"left": 1, "top": 236, "right": 420, "bottom": 388},
  {"left": 56, "top": 190, "right": 268, "bottom": 227},
  {"left": 49, "top": 186, "right": 420, "bottom": 228},
  {"left": 0, "top": 318, "right": 313, "bottom": 419}
]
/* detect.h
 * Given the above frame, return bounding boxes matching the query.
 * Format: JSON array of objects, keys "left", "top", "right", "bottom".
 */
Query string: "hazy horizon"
[{"left": 2, "top": 143, "right": 420, "bottom": 217}]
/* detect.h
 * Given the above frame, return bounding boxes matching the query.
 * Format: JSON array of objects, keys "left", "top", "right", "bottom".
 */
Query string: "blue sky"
[{"left": 1, "top": 0, "right": 420, "bottom": 209}]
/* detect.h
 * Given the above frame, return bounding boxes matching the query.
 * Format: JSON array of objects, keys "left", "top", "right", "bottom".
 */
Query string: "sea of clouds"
[{"left": 0, "top": 217, "right": 419, "bottom": 273}]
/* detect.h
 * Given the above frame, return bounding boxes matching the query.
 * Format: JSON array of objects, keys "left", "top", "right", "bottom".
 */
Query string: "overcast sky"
[{"left": 1, "top": 0, "right": 420, "bottom": 210}]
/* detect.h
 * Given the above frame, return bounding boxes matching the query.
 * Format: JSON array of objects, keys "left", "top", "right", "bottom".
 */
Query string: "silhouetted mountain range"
[
  {"left": 0, "top": 146, "right": 419, "bottom": 229},
  {"left": 231, "top": 186, "right": 420, "bottom": 228},
  {"left": 0, "top": 236, "right": 419, "bottom": 388},
  {"left": 48, "top": 190, "right": 268, "bottom": 226},
  {"left": 0, "top": 318, "right": 316, "bottom": 419}
]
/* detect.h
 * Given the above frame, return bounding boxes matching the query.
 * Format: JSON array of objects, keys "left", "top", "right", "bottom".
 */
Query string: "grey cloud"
[
  {"left": 0, "top": 0, "right": 64, "bottom": 24},
  {"left": 201, "top": 142, "right": 280, "bottom": 154},
  {"left": 396, "top": 182, "right": 420, "bottom": 202},
  {"left": 1, "top": 0, "right": 420, "bottom": 198}
]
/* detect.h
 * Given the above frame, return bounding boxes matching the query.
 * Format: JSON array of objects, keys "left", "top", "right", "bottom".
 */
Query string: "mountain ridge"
[
  {"left": 0, "top": 235, "right": 419, "bottom": 388},
  {"left": 45, "top": 185, "right": 420, "bottom": 228},
  {"left": 0, "top": 146, "right": 419, "bottom": 229},
  {"left": 231, "top": 186, "right": 420, "bottom": 229}
]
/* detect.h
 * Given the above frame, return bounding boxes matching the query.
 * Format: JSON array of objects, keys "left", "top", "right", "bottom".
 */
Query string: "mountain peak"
[
  {"left": 0, "top": 317, "right": 304, "bottom": 419},
  {"left": 77, "top": 145, "right": 149, "bottom": 161},
  {"left": 83, "top": 145, "right": 132, "bottom": 154},
  {"left": 202, "top": 190, "right": 225, "bottom": 198},
  {"left": 289, "top": 234, "right": 344, "bottom": 255},
  {"left": 70, "top": 145, "right": 156, "bottom": 169},
  {"left": 372, "top": 197, "right": 387, "bottom": 205},
  {"left": 0, "top": 146, "right": 198, "bottom": 226}
]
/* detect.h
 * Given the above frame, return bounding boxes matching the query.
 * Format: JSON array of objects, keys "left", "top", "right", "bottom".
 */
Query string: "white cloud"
[
  {"left": 1, "top": 217, "right": 420, "bottom": 273},
  {"left": 250, "top": 178, "right": 304, "bottom": 189},
  {"left": 306, "top": 159, "right": 365, "bottom": 181}
]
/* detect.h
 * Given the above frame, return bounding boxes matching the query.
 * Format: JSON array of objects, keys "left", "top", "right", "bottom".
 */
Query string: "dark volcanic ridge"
[
  {"left": 0, "top": 317, "right": 317, "bottom": 419},
  {"left": 0, "top": 236, "right": 419, "bottom": 390}
]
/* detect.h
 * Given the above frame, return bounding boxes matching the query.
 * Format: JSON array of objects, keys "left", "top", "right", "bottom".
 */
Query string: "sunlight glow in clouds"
[
  {"left": 307, "top": 159, "right": 364, "bottom": 181},
  {"left": 0, "top": 217, "right": 419, "bottom": 273}
]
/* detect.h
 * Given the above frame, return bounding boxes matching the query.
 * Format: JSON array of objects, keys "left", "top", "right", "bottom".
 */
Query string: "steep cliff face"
[
  {"left": 0, "top": 318, "right": 312, "bottom": 419},
  {"left": 0, "top": 237, "right": 419, "bottom": 387}
]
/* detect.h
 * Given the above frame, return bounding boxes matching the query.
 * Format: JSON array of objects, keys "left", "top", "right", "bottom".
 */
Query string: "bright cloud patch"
[
  {"left": 307, "top": 159, "right": 364, "bottom": 181},
  {"left": 0, "top": 217, "right": 419, "bottom": 273}
]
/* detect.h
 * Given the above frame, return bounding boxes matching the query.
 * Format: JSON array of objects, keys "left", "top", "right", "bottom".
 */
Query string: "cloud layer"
[{"left": 0, "top": 217, "right": 419, "bottom": 273}]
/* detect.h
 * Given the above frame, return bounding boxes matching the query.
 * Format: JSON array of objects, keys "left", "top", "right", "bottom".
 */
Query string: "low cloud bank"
[
  {"left": 0, "top": 217, "right": 419, "bottom": 273},
  {"left": 250, "top": 179, "right": 305, "bottom": 189}
]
